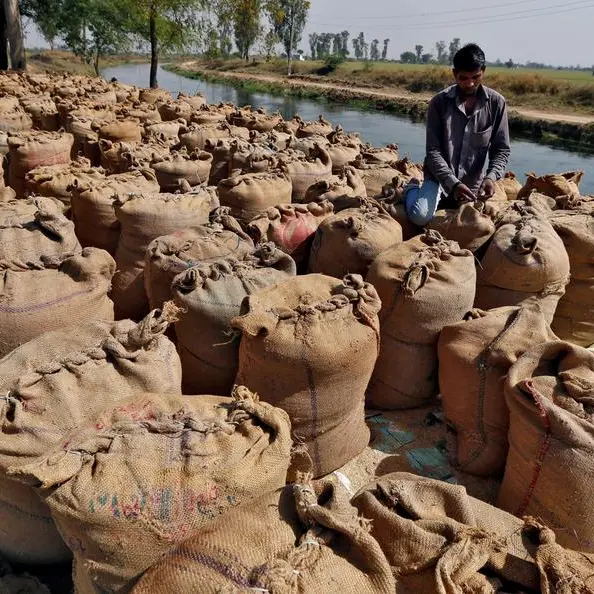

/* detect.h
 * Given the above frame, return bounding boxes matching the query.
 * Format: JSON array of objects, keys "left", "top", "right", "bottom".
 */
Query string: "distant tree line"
[{"left": 307, "top": 31, "right": 390, "bottom": 62}]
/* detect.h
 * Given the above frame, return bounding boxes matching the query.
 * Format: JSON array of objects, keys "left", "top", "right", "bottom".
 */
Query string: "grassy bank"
[
  {"left": 166, "top": 64, "right": 594, "bottom": 152},
  {"left": 26, "top": 50, "right": 150, "bottom": 76},
  {"left": 196, "top": 57, "right": 594, "bottom": 115}
]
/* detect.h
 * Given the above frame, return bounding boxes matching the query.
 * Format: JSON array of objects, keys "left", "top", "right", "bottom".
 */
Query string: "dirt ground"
[{"left": 177, "top": 63, "right": 594, "bottom": 126}]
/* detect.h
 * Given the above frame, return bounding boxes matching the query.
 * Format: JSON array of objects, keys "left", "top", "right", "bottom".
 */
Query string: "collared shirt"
[{"left": 424, "top": 84, "right": 511, "bottom": 196}]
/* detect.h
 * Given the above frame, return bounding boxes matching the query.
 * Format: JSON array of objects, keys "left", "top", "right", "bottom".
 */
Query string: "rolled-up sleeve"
[
  {"left": 426, "top": 97, "right": 459, "bottom": 195},
  {"left": 485, "top": 99, "right": 511, "bottom": 181}
]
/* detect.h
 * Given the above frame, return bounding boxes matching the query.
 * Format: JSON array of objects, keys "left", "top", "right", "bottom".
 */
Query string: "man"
[{"left": 405, "top": 43, "right": 511, "bottom": 226}]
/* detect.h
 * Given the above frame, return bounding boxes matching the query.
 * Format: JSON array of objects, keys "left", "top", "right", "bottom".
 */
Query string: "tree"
[
  {"left": 421, "top": 53, "right": 432, "bottom": 64},
  {"left": 332, "top": 33, "right": 341, "bottom": 57},
  {"left": 400, "top": 51, "right": 416, "bottom": 64},
  {"left": 263, "top": 28, "right": 278, "bottom": 61},
  {"left": 448, "top": 37, "right": 460, "bottom": 64},
  {"left": 505, "top": 58, "right": 514, "bottom": 69},
  {"left": 264, "top": 0, "right": 310, "bottom": 75},
  {"left": 211, "top": 0, "right": 234, "bottom": 56},
  {"left": 414, "top": 44, "right": 423, "bottom": 63},
  {"left": 2, "top": 0, "right": 25, "bottom": 70},
  {"left": 435, "top": 40, "right": 446, "bottom": 64},
  {"left": 381, "top": 38, "right": 389, "bottom": 60},
  {"left": 124, "top": 0, "right": 205, "bottom": 88},
  {"left": 370, "top": 38, "right": 379, "bottom": 61},
  {"left": 308, "top": 31, "right": 317, "bottom": 59},
  {"left": 352, "top": 36, "right": 361, "bottom": 60},
  {"left": 340, "top": 30, "right": 349, "bottom": 57},
  {"left": 20, "top": 0, "right": 59, "bottom": 49},
  {"left": 232, "top": 0, "right": 260, "bottom": 61}
]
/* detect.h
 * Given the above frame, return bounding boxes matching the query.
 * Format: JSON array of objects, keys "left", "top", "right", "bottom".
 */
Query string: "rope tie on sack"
[{"left": 0, "top": 251, "right": 76, "bottom": 272}]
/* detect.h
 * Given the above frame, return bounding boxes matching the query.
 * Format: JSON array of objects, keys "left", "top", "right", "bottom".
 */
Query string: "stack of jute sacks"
[{"left": 1, "top": 68, "right": 594, "bottom": 593}]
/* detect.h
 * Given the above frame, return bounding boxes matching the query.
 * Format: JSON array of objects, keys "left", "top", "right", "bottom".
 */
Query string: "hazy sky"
[
  {"left": 305, "top": 0, "right": 594, "bottom": 67},
  {"left": 22, "top": 0, "right": 594, "bottom": 68}
]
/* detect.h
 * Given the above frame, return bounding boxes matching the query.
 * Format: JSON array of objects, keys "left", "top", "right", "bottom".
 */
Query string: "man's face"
[{"left": 453, "top": 68, "right": 485, "bottom": 96}]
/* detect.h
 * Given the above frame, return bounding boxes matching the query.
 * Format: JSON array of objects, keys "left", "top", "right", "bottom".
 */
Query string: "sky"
[
  {"left": 304, "top": 0, "right": 594, "bottom": 67},
  {"left": 22, "top": 0, "right": 594, "bottom": 68}
]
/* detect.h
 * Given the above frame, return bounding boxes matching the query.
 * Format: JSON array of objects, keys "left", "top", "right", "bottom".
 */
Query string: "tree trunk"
[
  {"left": 287, "top": 7, "right": 294, "bottom": 76},
  {"left": 0, "top": 2, "right": 8, "bottom": 72},
  {"left": 3, "top": 0, "right": 24, "bottom": 71},
  {"left": 94, "top": 48, "right": 100, "bottom": 77},
  {"left": 149, "top": 6, "right": 158, "bottom": 88}
]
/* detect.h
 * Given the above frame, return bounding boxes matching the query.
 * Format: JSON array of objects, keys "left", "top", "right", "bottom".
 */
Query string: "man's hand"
[
  {"left": 454, "top": 183, "right": 477, "bottom": 203},
  {"left": 478, "top": 178, "right": 496, "bottom": 200}
]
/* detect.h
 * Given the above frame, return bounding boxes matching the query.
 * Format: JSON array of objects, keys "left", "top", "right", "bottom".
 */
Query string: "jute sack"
[
  {"left": 132, "top": 477, "right": 395, "bottom": 594},
  {"left": 361, "top": 144, "right": 400, "bottom": 164},
  {"left": 7, "top": 131, "right": 74, "bottom": 196},
  {"left": 0, "top": 305, "right": 181, "bottom": 564},
  {"left": 309, "top": 203, "right": 403, "bottom": 278},
  {"left": 517, "top": 170, "right": 583, "bottom": 200},
  {"left": 475, "top": 216, "right": 570, "bottom": 324},
  {"left": 0, "top": 108, "right": 33, "bottom": 133},
  {"left": 247, "top": 201, "right": 334, "bottom": 267},
  {"left": 145, "top": 208, "right": 254, "bottom": 310},
  {"left": 116, "top": 104, "right": 162, "bottom": 125},
  {"left": 0, "top": 196, "right": 80, "bottom": 268},
  {"left": 296, "top": 114, "right": 334, "bottom": 137},
  {"left": 204, "top": 138, "right": 242, "bottom": 186},
  {"left": 497, "top": 171, "right": 523, "bottom": 200},
  {"left": 353, "top": 158, "right": 404, "bottom": 198},
  {"left": 280, "top": 144, "right": 333, "bottom": 201},
  {"left": 304, "top": 166, "right": 368, "bottom": 212},
  {"left": 218, "top": 170, "right": 293, "bottom": 224},
  {"left": 178, "top": 122, "right": 233, "bottom": 151},
  {"left": 327, "top": 138, "right": 361, "bottom": 172},
  {"left": 498, "top": 341, "right": 594, "bottom": 552},
  {"left": 97, "top": 119, "right": 142, "bottom": 144},
  {"left": 143, "top": 119, "right": 185, "bottom": 145},
  {"left": 229, "top": 140, "right": 276, "bottom": 174},
  {"left": 426, "top": 201, "right": 496, "bottom": 252},
  {"left": 366, "top": 231, "right": 476, "bottom": 409},
  {"left": 173, "top": 244, "right": 296, "bottom": 395},
  {"left": 0, "top": 248, "right": 116, "bottom": 357},
  {"left": 351, "top": 472, "right": 544, "bottom": 593},
  {"left": 157, "top": 99, "right": 194, "bottom": 122},
  {"left": 70, "top": 168, "right": 160, "bottom": 255},
  {"left": 99, "top": 139, "right": 169, "bottom": 174},
  {"left": 378, "top": 177, "right": 420, "bottom": 241},
  {"left": 14, "top": 387, "right": 292, "bottom": 594},
  {"left": 438, "top": 303, "right": 557, "bottom": 476},
  {"left": 24, "top": 158, "right": 105, "bottom": 209},
  {"left": 232, "top": 273, "right": 381, "bottom": 478},
  {"left": 138, "top": 87, "right": 171, "bottom": 105},
  {"left": 112, "top": 188, "right": 220, "bottom": 321},
  {"left": 550, "top": 211, "right": 594, "bottom": 346},
  {"left": 150, "top": 149, "right": 213, "bottom": 192}
]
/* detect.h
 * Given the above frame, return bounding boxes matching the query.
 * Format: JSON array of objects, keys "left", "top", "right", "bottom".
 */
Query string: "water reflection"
[{"left": 102, "top": 63, "right": 594, "bottom": 193}]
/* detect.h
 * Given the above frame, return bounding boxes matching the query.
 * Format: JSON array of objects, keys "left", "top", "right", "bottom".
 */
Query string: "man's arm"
[
  {"left": 425, "top": 96, "right": 459, "bottom": 195},
  {"left": 485, "top": 98, "right": 511, "bottom": 182}
]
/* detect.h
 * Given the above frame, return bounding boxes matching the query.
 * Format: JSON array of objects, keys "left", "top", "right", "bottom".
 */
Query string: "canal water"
[{"left": 102, "top": 63, "right": 594, "bottom": 194}]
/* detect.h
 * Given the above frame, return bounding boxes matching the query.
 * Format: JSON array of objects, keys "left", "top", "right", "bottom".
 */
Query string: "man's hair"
[{"left": 453, "top": 44, "right": 486, "bottom": 72}]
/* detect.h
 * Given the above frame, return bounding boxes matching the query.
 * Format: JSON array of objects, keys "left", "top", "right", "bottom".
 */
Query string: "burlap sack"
[
  {"left": 144, "top": 208, "right": 254, "bottom": 310},
  {"left": 378, "top": 177, "right": 420, "bottom": 241},
  {"left": 178, "top": 122, "right": 233, "bottom": 151},
  {"left": 550, "top": 211, "right": 594, "bottom": 346},
  {"left": 70, "top": 168, "right": 160, "bottom": 255},
  {"left": 205, "top": 138, "right": 241, "bottom": 185},
  {"left": 247, "top": 201, "right": 334, "bottom": 267},
  {"left": 296, "top": 114, "right": 333, "bottom": 137},
  {"left": 439, "top": 303, "right": 557, "bottom": 476},
  {"left": 143, "top": 119, "right": 184, "bottom": 144},
  {"left": 352, "top": 472, "right": 543, "bottom": 593},
  {"left": 0, "top": 196, "right": 80, "bottom": 268},
  {"left": 247, "top": 111, "right": 283, "bottom": 132},
  {"left": 0, "top": 108, "right": 33, "bottom": 133},
  {"left": 157, "top": 99, "right": 195, "bottom": 122},
  {"left": 173, "top": 244, "right": 296, "bottom": 394},
  {"left": 24, "top": 158, "right": 105, "bottom": 208},
  {"left": 427, "top": 202, "right": 496, "bottom": 252},
  {"left": 280, "top": 144, "right": 333, "bottom": 201},
  {"left": 361, "top": 144, "right": 400, "bottom": 164},
  {"left": 97, "top": 120, "right": 142, "bottom": 144},
  {"left": 8, "top": 131, "right": 74, "bottom": 196},
  {"left": 0, "top": 248, "right": 116, "bottom": 357},
  {"left": 14, "top": 387, "right": 292, "bottom": 593},
  {"left": 0, "top": 306, "right": 182, "bottom": 564},
  {"left": 498, "top": 341, "right": 594, "bottom": 552},
  {"left": 304, "top": 165, "right": 367, "bottom": 211},
  {"left": 353, "top": 159, "right": 403, "bottom": 198},
  {"left": 327, "top": 137, "right": 361, "bottom": 172},
  {"left": 218, "top": 170, "right": 292, "bottom": 224},
  {"left": 366, "top": 231, "right": 476, "bottom": 409},
  {"left": 309, "top": 203, "right": 403, "bottom": 278},
  {"left": 497, "top": 171, "right": 522, "bottom": 200},
  {"left": 517, "top": 171, "right": 583, "bottom": 200},
  {"left": 138, "top": 87, "right": 172, "bottom": 105},
  {"left": 112, "top": 188, "right": 219, "bottom": 320},
  {"left": 287, "top": 134, "right": 330, "bottom": 155},
  {"left": 233, "top": 273, "right": 380, "bottom": 478},
  {"left": 132, "top": 477, "right": 395, "bottom": 594},
  {"left": 476, "top": 216, "right": 570, "bottom": 324},
  {"left": 192, "top": 106, "right": 228, "bottom": 126},
  {"left": 229, "top": 140, "right": 276, "bottom": 174},
  {"left": 116, "top": 104, "right": 162, "bottom": 125},
  {"left": 99, "top": 139, "right": 170, "bottom": 174},
  {"left": 150, "top": 149, "right": 213, "bottom": 192}
]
